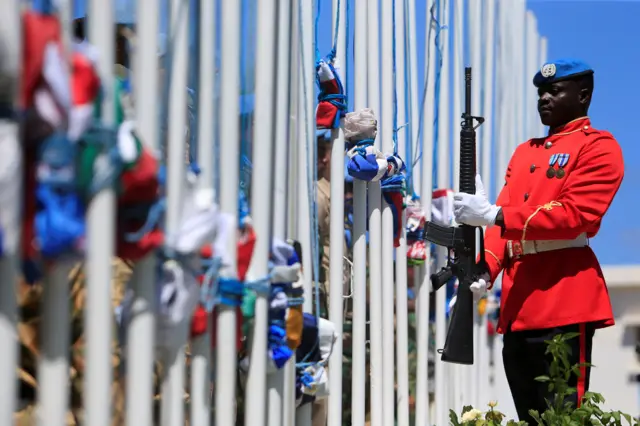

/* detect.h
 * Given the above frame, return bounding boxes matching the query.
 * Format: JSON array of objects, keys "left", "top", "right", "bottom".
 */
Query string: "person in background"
[
  {"left": 316, "top": 130, "right": 332, "bottom": 316},
  {"left": 453, "top": 59, "right": 624, "bottom": 422},
  {"left": 313, "top": 130, "right": 332, "bottom": 426}
]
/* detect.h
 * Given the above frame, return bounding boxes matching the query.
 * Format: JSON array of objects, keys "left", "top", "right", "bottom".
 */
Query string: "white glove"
[
  {"left": 453, "top": 174, "right": 501, "bottom": 227},
  {"left": 470, "top": 272, "right": 491, "bottom": 302}
]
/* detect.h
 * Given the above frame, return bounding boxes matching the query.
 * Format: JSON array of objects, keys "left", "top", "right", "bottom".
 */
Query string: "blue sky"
[{"left": 316, "top": 0, "right": 639, "bottom": 265}]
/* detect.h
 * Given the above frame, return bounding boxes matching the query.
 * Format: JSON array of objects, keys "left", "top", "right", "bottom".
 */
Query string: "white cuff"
[{"left": 485, "top": 204, "right": 501, "bottom": 226}]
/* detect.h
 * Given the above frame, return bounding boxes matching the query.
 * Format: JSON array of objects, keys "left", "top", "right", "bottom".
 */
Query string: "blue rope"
[
  {"left": 407, "top": 1, "right": 443, "bottom": 192},
  {"left": 217, "top": 277, "right": 245, "bottom": 307}
]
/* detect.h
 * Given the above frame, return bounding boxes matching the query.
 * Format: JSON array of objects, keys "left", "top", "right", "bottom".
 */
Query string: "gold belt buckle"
[{"left": 507, "top": 240, "right": 523, "bottom": 259}]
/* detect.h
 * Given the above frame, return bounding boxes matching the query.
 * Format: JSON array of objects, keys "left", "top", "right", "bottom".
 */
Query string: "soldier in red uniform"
[{"left": 453, "top": 59, "right": 624, "bottom": 422}]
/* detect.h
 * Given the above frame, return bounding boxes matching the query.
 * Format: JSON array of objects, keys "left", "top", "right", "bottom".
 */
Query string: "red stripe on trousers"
[{"left": 577, "top": 323, "right": 586, "bottom": 407}]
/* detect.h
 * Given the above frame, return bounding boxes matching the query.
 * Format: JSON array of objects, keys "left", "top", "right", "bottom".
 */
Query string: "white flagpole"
[
  {"left": 416, "top": 1, "right": 438, "bottom": 423},
  {"left": 189, "top": 1, "right": 215, "bottom": 424},
  {"left": 525, "top": 12, "right": 539, "bottom": 139},
  {"left": 469, "top": 0, "right": 483, "bottom": 409},
  {"left": 515, "top": 0, "right": 527, "bottom": 148},
  {"left": 381, "top": 0, "right": 396, "bottom": 423},
  {"left": 481, "top": 0, "right": 496, "bottom": 196},
  {"left": 0, "top": 0, "right": 21, "bottom": 422},
  {"left": 273, "top": 0, "right": 295, "bottom": 424},
  {"left": 406, "top": 0, "right": 420, "bottom": 196},
  {"left": 480, "top": 0, "right": 497, "bottom": 411},
  {"left": 330, "top": 0, "right": 349, "bottom": 421},
  {"left": 127, "top": 0, "right": 159, "bottom": 424},
  {"left": 366, "top": 0, "right": 384, "bottom": 423},
  {"left": 435, "top": 0, "right": 451, "bottom": 423},
  {"left": 394, "top": 0, "right": 410, "bottom": 424},
  {"left": 85, "top": 0, "right": 116, "bottom": 423},
  {"left": 248, "top": 0, "right": 278, "bottom": 424},
  {"left": 160, "top": 0, "right": 190, "bottom": 424},
  {"left": 538, "top": 37, "right": 548, "bottom": 136},
  {"left": 295, "top": 0, "right": 315, "bottom": 423},
  {"left": 37, "top": 2, "right": 74, "bottom": 425},
  {"left": 216, "top": 0, "right": 241, "bottom": 423}
]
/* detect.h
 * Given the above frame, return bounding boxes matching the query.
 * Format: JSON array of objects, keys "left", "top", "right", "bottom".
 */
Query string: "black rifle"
[{"left": 424, "top": 67, "right": 486, "bottom": 365}]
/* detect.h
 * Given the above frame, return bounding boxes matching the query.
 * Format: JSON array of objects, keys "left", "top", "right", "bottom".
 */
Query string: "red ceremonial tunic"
[{"left": 483, "top": 117, "right": 624, "bottom": 333}]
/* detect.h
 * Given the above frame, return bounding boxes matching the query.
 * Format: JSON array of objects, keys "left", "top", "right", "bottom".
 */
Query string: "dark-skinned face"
[{"left": 537, "top": 79, "right": 591, "bottom": 129}]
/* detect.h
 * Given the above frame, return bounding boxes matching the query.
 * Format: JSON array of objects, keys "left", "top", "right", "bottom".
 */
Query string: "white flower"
[
  {"left": 461, "top": 408, "right": 483, "bottom": 422},
  {"left": 488, "top": 400, "right": 498, "bottom": 408}
]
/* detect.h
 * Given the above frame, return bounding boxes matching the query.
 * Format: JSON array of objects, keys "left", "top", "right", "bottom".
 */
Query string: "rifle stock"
[{"left": 424, "top": 67, "right": 486, "bottom": 365}]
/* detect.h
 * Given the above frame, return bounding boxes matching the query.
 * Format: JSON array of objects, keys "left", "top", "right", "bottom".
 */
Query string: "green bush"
[{"left": 449, "top": 332, "right": 640, "bottom": 426}]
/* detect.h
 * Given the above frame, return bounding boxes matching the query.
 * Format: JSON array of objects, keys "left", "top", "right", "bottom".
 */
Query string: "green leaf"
[
  {"left": 462, "top": 405, "right": 474, "bottom": 415},
  {"left": 562, "top": 332, "right": 582, "bottom": 341},
  {"left": 612, "top": 411, "right": 622, "bottom": 423},
  {"left": 449, "top": 409, "right": 461, "bottom": 426},
  {"left": 534, "top": 375, "right": 550, "bottom": 382}
]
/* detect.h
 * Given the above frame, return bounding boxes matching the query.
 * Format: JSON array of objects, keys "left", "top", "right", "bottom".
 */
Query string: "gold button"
[
  {"left": 583, "top": 126, "right": 589, "bottom": 130},
  {"left": 545, "top": 141, "right": 553, "bottom": 149}
]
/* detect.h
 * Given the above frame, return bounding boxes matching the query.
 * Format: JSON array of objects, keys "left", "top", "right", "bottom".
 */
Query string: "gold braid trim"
[{"left": 522, "top": 201, "right": 562, "bottom": 241}]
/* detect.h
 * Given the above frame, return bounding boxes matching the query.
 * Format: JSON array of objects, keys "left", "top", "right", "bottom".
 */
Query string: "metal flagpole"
[
  {"left": 126, "top": 0, "right": 160, "bottom": 424},
  {"left": 85, "top": 0, "right": 116, "bottom": 423},
  {"left": 469, "top": 0, "right": 483, "bottom": 409},
  {"left": 272, "top": 0, "right": 295, "bottom": 424},
  {"left": 328, "top": 0, "right": 353, "bottom": 425},
  {"left": 491, "top": 1, "right": 518, "bottom": 417},
  {"left": 190, "top": 0, "right": 215, "bottom": 422},
  {"left": 216, "top": 0, "right": 242, "bottom": 423},
  {"left": 294, "top": 0, "right": 315, "bottom": 423},
  {"left": 515, "top": 0, "right": 527, "bottom": 148},
  {"left": 249, "top": 0, "right": 278, "bottom": 425},
  {"left": 330, "top": 0, "right": 349, "bottom": 421},
  {"left": 365, "top": 0, "right": 384, "bottom": 423},
  {"left": 538, "top": 37, "right": 548, "bottom": 136},
  {"left": 0, "top": 0, "right": 21, "bottom": 422},
  {"left": 452, "top": 0, "right": 463, "bottom": 194},
  {"left": 525, "top": 12, "right": 539, "bottom": 139},
  {"left": 160, "top": 0, "right": 190, "bottom": 424},
  {"left": 37, "top": 2, "right": 74, "bottom": 425},
  {"left": 451, "top": 0, "right": 467, "bottom": 411},
  {"left": 480, "top": 0, "right": 497, "bottom": 411},
  {"left": 287, "top": 0, "right": 300, "bottom": 244},
  {"left": 416, "top": 1, "right": 438, "bottom": 424},
  {"left": 481, "top": 0, "right": 496, "bottom": 194},
  {"left": 406, "top": 0, "right": 420, "bottom": 196},
  {"left": 394, "top": 0, "right": 410, "bottom": 424},
  {"left": 435, "top": 0, "right": 451, "bottom": 423},
  {"left": 381, "top": 0, "right": 396, "bottom": 423}
]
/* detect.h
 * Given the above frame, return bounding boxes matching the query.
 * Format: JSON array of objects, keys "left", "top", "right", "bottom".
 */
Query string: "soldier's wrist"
[{"left": 494, "top": 208, "right": 505, "bottom": 228}]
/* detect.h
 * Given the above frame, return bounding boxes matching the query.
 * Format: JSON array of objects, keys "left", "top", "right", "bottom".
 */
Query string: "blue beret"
[{"left": 533, "top": 59, "right": 594, "bottom": 88}]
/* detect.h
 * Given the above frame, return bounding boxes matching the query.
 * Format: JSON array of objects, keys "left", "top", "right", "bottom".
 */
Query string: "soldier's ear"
[{"left": 578, "top": 87, "right": 592, "bottom": 113}]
